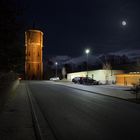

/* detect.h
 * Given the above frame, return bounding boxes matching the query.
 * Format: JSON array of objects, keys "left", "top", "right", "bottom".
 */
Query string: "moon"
[{"left": 122, "top": 21, "right": 127, "bottom": 26}]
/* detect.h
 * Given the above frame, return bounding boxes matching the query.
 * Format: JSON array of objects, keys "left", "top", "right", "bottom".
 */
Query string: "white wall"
[{"left": 67, "top": 69, "right": 124, "bottom": 84}]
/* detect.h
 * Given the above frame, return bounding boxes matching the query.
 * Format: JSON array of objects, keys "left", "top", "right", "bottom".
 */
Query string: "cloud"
[
  {"left": 64, "top": 55, "right": 98, "bottom": 64},
  {"left": 109, "top": 49, "right": 140, "bottom": 59},
  {"left": 51, "top": 55, "right": 71, "bottom": 64},
  {"left": 50, "top": 48, "right": 140, "bottom": 67}
]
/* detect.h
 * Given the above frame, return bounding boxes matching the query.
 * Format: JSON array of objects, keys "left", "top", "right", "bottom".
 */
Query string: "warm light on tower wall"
[{"left": 25, "top": 30, "right": 43, "bottom": 80}]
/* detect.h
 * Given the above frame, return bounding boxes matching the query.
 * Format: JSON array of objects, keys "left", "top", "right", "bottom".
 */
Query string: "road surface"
[{"left": 27, "top": 81, "right": 140, "bottom": 140}]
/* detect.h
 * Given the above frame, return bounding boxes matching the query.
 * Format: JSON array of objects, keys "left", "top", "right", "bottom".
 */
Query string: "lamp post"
[
  {"left": 55, "top": 62, "right": 58, "bottom": 77},
  {"left": 85, "top": 49, "right": 90, "bottom": 77}
]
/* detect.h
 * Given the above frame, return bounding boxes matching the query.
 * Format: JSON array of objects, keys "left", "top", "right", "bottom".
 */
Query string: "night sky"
[{"left": 21, "top": 0, "right": 140, "bottom": 58}]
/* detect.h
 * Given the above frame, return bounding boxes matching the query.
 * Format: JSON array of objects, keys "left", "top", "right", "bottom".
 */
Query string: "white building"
[{"left": 67, "top": 69, "right": 124, "bottom": 84}]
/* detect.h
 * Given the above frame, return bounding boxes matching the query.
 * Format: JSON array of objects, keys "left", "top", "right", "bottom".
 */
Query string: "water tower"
[{"left": 25, "top": 30, "right": 43, "bottom": 80}]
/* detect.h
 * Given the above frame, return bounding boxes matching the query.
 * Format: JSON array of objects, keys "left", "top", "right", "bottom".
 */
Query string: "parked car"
[
  {"left": 92, "top": 79, "right": 100, "bottom": 85},
  {"left": 17, "top": 74, "right": 24, "bottom": 81},
  {"left": 50, "top": 77, "right": 60, "bottom": 81},
  {"left": 82, "top": 77, "right": 99, "bottom": 85},
  {"left": 72, "top": 77, "right": 100, "bottom": 85},
  {"left": 72, "top": 77, "right": 84, "bottom": 84}
]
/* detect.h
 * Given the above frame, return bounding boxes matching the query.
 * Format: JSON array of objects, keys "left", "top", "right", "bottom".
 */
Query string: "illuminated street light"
[
  {"left": 55, "top": 62, "right": 58, "bottom": 77},
  {"left": 85, "top": 48, "right": 90, "bottom": 77},
  {"left": 85, "top": 49, "right": 90, "bottom": 54}
]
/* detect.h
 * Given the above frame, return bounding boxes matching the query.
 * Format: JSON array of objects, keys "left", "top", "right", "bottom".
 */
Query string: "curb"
[{"left": 52, "top": 83, "right": 136, "bottom": 104}]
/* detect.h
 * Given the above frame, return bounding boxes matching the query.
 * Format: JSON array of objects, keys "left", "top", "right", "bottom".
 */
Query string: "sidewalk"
[
  {"left": 49, "top": 81, "right": 136, "bottom": 100},
  {"left": 0, "top": 83, "right": 35, "bottom": 140}
]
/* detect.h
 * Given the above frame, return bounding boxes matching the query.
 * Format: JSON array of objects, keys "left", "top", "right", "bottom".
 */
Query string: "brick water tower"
[{"left": 25, "top": 30, "right": 43, "bottom": 80}]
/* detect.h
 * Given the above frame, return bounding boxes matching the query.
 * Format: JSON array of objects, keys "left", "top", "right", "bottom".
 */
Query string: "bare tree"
[
  {"left": 62, "top": 67, "right": 66, "bottom": 79},
  {"left": 103, "top": 62, "right": 112, "bottom": 84},
  {"left": 136, "top": 59, "right": 140, "bottom": 66}
]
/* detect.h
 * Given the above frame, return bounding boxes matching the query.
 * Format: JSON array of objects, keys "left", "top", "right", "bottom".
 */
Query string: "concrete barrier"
[{"left": 0, "top": 72, "right": 20, "bottom": 111}]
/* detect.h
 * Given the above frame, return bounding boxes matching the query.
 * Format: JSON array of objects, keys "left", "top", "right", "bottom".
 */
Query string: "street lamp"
[
  {"left": 55, "top": 62, "right": 58, "bottom": 77},
  {"left": 85, "top": 48, "right": 90, "bottom": 77}
]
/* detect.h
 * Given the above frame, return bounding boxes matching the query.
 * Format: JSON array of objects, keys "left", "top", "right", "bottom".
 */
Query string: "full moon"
[{"left": 122, "top": 21, "right": 127, "bottom": 26}]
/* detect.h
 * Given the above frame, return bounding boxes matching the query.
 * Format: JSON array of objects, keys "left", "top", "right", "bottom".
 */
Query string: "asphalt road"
[{"left": 28, "top": 81, "right": 140, "bottom": 140}]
